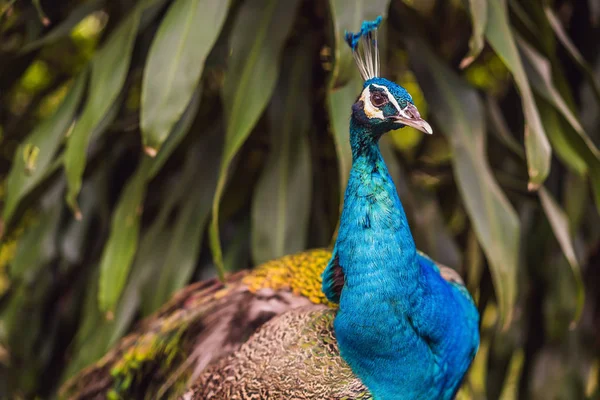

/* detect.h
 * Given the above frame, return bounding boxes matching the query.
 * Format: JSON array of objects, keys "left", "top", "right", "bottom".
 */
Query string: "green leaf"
[
  {"left": 517, "top": 38, "right": 600, "bottom": 209},
  {"left": 251, "top": 43, "right": 313, "bottom": 264},
  {"left": 127, "top": 178, "right": 184, "bottom": 318},
  {"left": 517, "top": 37, "right": 596, "bottom": 153},
  {"left": 148, "top": 88, "right": 202, "bottom": 179},
  {"left": 328, "top": 75, "right": 362, "bottom": 201},
  {"left": 98, "top": 157, "right": 151, "bottom": 313},
  {"left": 149, "top": 132, "right": 222, "bottom": 312},
  {"left": 408, "top": 37, "right": 520, "bottom": 328},
  {"left": 209, "top": 0, "right": 300, "bottom": 279},
  {"left": 544, "top": 6, "right": 600, "bottom": 106},
  {"left": 460, "top": 0, "right": 488, "bottom": 68},
  {"left": 515, "top": 36, "right": 600, "bottom": 211},
  {"left": 536, "top": 99, "right": 587, "bottom": 176},
  {"left": 224, "top": 217, "right": 251, "bottom": 273},
  {"left": 328, "top": 0, "right": 391, "bottom": 87},
  {"left": 20, "top": 0, "right": 104, "bottom": 53},
  {"left": 3, "top": 70, "right": 87, "bottom": 226},
  {"left": 485, "top": 0, "right": 550, "bottom": 190},
  {"left": 485, "top": 95, "right": 525, "bottom": 159},
  {"left": 96, "top": 88, "right": 202, "bottom": 314},
  {"left": 539, "top": 187, "right": 585, "bottom": 324},
  {"left": 563, "top": 172, "right": 588, "bottom": 233},
  {"left": 64, "top": 10, "right": 140, "bottom": 216},
  {"left": 498, "top": 349, "right": 525, "bottom": 400},
  {"left": 10, "top": 192, "right": 63, "bottom": 279},
  {"left": 140, "top": 0, "right": 230, "bottom": 154}
]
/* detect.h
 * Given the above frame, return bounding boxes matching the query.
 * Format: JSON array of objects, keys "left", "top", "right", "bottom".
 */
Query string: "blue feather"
[{"left": 344, "top": 16, "right": 382, "bottom": 50}]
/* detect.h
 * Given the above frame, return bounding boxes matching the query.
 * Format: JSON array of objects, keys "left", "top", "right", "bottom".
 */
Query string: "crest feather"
[{"left": 344, "top": 16, "right": 382, "bottom": 81}]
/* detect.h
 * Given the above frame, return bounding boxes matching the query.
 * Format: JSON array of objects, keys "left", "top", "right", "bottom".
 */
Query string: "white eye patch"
[
  {"left": 359, "top": 84, "right": 403, "bottom": 120},
  {"left": 371, "top": 84, "right": 402, "bottom": 114},
  {"left": 360, "top": 87, "right": 384, "bottom": 119}
]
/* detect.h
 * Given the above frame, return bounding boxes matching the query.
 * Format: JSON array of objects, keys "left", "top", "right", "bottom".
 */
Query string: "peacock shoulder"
[
  {"left": 186, "top": 306, "right": 371, "bottom": 400},
  {"left": 244, "top": 248, "right": 335, "bottom": 306}
]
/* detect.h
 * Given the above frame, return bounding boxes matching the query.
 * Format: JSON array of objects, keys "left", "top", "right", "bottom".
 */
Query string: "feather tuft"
[{"left": 344, "top": 16, "right": 383, "bottom": 80}]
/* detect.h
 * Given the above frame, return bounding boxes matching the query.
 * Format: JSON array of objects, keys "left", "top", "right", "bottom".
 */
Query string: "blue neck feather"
[{"left": 331, "top": 118, "right": 478, "bottom": 399}]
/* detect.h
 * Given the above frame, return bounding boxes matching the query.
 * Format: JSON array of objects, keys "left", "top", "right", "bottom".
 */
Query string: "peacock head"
[
  {"left": 352, "top": 77, "right": 432, "bottom": 135},
  {"left": 346, "top": 17, "right": 432, "bottom": 136}
]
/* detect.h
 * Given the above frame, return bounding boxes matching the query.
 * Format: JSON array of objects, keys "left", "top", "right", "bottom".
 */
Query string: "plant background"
[{"left": 0, "top": 0, "right": 599, "bottom": 398}]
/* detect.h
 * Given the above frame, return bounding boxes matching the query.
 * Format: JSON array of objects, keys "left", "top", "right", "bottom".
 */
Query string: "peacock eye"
[{"left": 370, "top": 91, "right": 388, "bottom": 107}]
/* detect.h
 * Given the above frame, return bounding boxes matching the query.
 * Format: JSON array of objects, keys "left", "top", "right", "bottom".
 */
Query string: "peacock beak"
[{"left": 391, "top": 103, "right": 433, "bottom": 135}]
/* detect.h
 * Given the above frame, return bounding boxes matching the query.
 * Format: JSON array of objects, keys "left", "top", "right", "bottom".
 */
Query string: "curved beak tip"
[{"left": 422, "top": 120, "right": 433, "bottom": 135}]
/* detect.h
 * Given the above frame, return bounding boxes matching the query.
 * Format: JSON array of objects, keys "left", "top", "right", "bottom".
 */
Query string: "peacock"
[{"left": 61, "top": 17, "right": 479, "bottom": 400}]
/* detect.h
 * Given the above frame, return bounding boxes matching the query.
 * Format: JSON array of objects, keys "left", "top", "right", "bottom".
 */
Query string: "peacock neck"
[
  {"left": 334, "top": 118, "right": 428, "bottom": 399},
  {"left": 338, "top": 119, "right": 419, "bottom": 286}
]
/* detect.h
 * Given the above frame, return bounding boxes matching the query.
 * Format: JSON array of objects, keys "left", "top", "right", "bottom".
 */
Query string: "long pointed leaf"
[
  {"left": 98, "top": 156, "right": 151, "bottom": 313},
  {"left": 460, "top": 0, "right": 488, "bottom": 68},
  {"left": 516, "top": 37, "right": 600, "bottom": 210},
  {"left": 209, "top": 0, "right": 300, "bottom": 278},
  {"left": 64, "top": 10, "right": 140, "bottom": 216},
  {"left": 20, "top": 0, "right": 104, "bottom": 53},
  {"left": 544, "top": 7, "right": 600, "bottom": 106},
  {"left": 97, "top": 91, "right": 201, "bottom": 313},
  {"left": 3, "top": 70, "right": 87, "bottom": 226},
  {"left": 408, "top": 37, "right": 520, "bottom": 328},
  {"left": 149, "top": 132, "right": 222, "bottom": 312},
  {"left": 485, "top": 0, "right": 550, "bottom": 190},
  {"left": 517, "top": 37, "right": 595, "bottom": 148},
  {"left": 148, "top": 88, "right": 202, "bottom": 179},
  {"left": 251, "top": 42, "right": 314, "bottom": 264},
  {"left": 140, "top": 0, "right": 230, "bottom": 154},
  {"left": 539, "top": 187, "right": 585, "bottom": 324},
  {"left": 328, "top": 76, "right": 362, "bottom": 201}
]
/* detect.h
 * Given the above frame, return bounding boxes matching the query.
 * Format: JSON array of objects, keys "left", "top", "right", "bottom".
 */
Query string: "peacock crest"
[{"left": 345, "top": 16, "right": 382, "bottom": 81}]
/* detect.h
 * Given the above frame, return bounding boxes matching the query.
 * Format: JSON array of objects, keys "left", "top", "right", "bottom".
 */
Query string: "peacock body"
[{"left": 61, "top": 17, "right": 479, "bottom": 400}]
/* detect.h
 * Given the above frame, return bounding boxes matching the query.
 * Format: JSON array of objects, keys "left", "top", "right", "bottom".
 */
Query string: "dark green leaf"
[
  {"left": 140, "top": 0, "right": 230, "bottom": 154},
  {"left": 97, "top": 89, "right": 202, "bottom": 314},
  {"left": 408, "top": 37, "right": 520, "bottom": 327},
  {"left": 132, "top": 178, "right": 186, "bottom": 316},
  {"left": 539, "top": 187, "right": 585, "bottom": 324},
  {"left": 328, "top": 75, "right": 362, "bottom": 200},
  {"left": 223, "top": 217, "right": 251, "bottom": 273},
  {"left": 20, "top": 0, "right": 104, "bottom": 53},
  {"left": 209, "top": 0, "right": 301, "bottom": 279},
  {"left": 251, "top": 43, "right": 313, "bottom": 264},
  {"left": 536, "top": 99, "right": 587, "bottom": 176},
  {"left": 517, "top": 37, "right": 600, "bottom": 209},
  {"left": 485, "top": 0, "right": 550, "bottom": 190},
  {"left": 563, "top": 172, "right": 587, "bottom": 233},
  {"left": 460, "top": 0, "right": 488, "bottom": 68},
  {"left": 148, "top": 88, "right": 202, "bottom": 179},
  {"left": 544, "top": 7, "right": 600, "bottom": 106},
  {"left": 64, "top": 10, "right": 139, "bottom": 216},
  {"left": 517, "top": 37, "right": 594, "bottom": 148},
  {"left": 486, "top": 95, "right": 525, "bottom": 159},
  {"left": 10, "top": 189, "right": 63, "bottom": 279},
  {"left": 98, "top": 157, "right": 151, "bottom": 313},
  {"left": 149, "top": 132, "right": 222, "bottom": 312},
  {"left": 3, "top": 71, "right": 87, "bottom": 225}
]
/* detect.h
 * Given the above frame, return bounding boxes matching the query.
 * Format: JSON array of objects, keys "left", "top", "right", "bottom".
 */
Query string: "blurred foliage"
[{"left": 0, "top": 0, "right": 599, "bottom": 398}]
